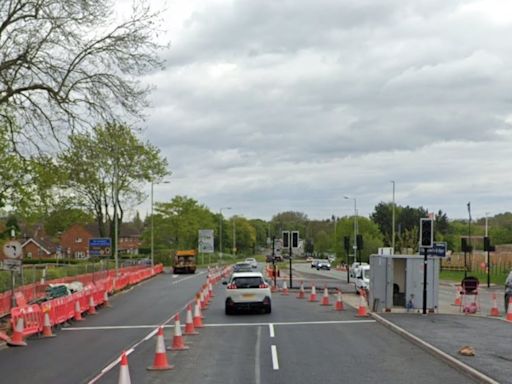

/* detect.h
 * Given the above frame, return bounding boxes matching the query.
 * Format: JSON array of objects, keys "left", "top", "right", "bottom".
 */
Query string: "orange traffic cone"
[
  {"left": 297, "top": 281, "right": 305, "bottom": 299},
  {"left": 321, "top": 286, "right": 331, "bottom": 306},
  {"left": 489, "top": 293, "right": 500, "bottom": 317},
  {"left": 184, "top": 305, "right": 198, "bottom": 335},
  {"left": 168, "top": 314, "right": 189, "bottom": 351},
  {"left": 147, "top": 327, "right": 174, "bottom": 371},
  {"left": 281, "top": 280, "right": 289, "bottom": 296},
  {"left": 199, "top": 290, "right": 207, "bottom": 310},
  {"left": 74, "top": 300, "right": 84, "bottom": 321},
  {"left": 309, "top": 285, "right": 318, "bottom": 302},
  {"left": 454, "top": 286, "right": 462, "bottom": 306},
  {"left": 103, "top": 291, "right": 111, "bottom": 308},
  {"left": 335, "top": 290, "right": 344, "bottom": 311},
  {"left": 41, "top": 310, "right": 55, "bottom": 338},
  {"left": 8, "top": 317, "right": 27, "bottom": 347},
  {"left": 356, "top": 290, "right": 369, "bottom": 317},
  {"left": 193, "top": 301, "right": 204, "bottom": 328},
  {"left": 88, "top": 295, "right": 97, "bottom": 315},
  {"left": 118, "top": 352, "right": 131, "bottom": 384},
  {"left": 507, "top": 297, "right": 512, "bottom": 322},
  {"left": 208, "top": 279, "right": 214, "bottom": 298}
]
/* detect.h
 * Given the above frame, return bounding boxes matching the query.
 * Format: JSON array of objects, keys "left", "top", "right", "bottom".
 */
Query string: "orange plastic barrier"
[{"left": 10, "top": 305, "right": 43, "bottom": 337}]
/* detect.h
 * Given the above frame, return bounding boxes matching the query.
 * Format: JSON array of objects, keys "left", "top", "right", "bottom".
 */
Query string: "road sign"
[
  {"left": 2, "top": 240, "right": 23, "bottom": 259},
  {"left": 88, "top": 238, "right": 112, "bottom": 257},
  {"left": 427, "top": 242, "right": 447, "bottom": 257},
  {"left": 198, "top": 229, "right": 214, "bottom": 253},
  {"left": 1, "top": 258, "right": 22, "bottom": 272}
]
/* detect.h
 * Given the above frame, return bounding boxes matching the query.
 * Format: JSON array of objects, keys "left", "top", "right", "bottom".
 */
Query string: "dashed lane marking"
[
  {"left": 271, "top": 345, "right": 279, "bottom": 370},
  {"left": 269, "top": 323, "right": 275, "bottom": 338}
]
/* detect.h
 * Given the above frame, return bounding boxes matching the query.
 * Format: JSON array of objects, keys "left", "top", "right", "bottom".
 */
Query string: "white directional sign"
[
  {"left": 0, "top": 258, "right": 22, "bottom": 272},
  {"left": 198, "top": 229, "right": 214, "bottom": 253},
  {"left": 2, "top": 240, "right": 23, "bottom": 259}
]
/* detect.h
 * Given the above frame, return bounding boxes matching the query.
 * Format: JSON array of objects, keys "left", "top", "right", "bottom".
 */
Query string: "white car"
[
  {"left": 224, "top": 272, "right": 272, "bottom": 314},
  {"left": 354, "top": 264, "right": 370, "bottom": 293},
  {"left": 245, "top": 258, "right": 258, "bottom": 269}
]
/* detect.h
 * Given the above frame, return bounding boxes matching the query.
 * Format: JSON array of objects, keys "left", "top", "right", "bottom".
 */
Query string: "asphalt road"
[
  {"left": 97, "top": 271, "right": 475, "bottom": 384},
  {"left": 0, "top": 270, "right": 211, "bottom": 384},
  {"left": 0, "top": 264, "right": 483, "bottom": 383}
]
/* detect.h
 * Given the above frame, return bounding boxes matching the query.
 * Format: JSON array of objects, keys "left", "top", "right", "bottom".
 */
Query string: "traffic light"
[
  {"left": 356, "top": 234, "right": 363, "bottom": 250},
  {"left": 483, "top": 236, "right": 490, "bottom": 252},
  {"left": 282, "top": 231, "right": 289, "bottom": 248},
  {"left": 343, "top": 236, "right": 350, "bottom": 252},
  {"left": 291, "top": 231, "right": 299, "bottom": 248},
  {"left": 420, "top": 218, "right": 433, "bottom": 248}
]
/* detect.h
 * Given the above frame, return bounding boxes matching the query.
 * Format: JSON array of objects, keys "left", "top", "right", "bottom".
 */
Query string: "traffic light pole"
[
  {"left": 272, "top": 237, "right": 277, "bottom": 289},
  {"left": 289, "top": 240, "right": 293, "bottom": 289},
  {"left": 422, "top": 246, "right": 428, "bottom": 315}
]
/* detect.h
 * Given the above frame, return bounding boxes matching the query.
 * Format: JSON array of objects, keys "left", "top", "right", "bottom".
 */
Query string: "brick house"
[
  {"left": 60, "top": 223, "right": 142, "bottom": 259},
  {"left": 20, "top": 225, "right": 58, "bottom": 260}
]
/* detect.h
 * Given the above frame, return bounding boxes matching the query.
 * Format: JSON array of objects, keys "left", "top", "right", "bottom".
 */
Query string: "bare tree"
[{"left": 0, "top": 0, "right": 165, "bottom": 153}]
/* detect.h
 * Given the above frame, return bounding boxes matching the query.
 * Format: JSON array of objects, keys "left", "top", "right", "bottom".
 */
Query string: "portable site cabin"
[{"left": 369, "top": 254, "right": 440, "bottom": 312}]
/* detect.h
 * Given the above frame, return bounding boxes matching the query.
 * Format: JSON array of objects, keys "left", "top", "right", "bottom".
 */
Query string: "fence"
[{"left": 0, "top": 264, "right": 163, "bottom": 318}]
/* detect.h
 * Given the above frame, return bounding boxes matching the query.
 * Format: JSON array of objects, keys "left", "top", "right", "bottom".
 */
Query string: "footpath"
[{"left": 342, "top": 291, "right": 511, "bottom": 384}]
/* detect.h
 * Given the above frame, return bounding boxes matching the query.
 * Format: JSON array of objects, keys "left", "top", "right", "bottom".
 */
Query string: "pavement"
[{"left": 341, "top": 291, "right": 512, "bottom": 384}]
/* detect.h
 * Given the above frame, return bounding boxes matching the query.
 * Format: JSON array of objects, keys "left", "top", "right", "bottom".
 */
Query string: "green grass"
[{"left": 440, "top": 270, "right": 509, "bottom": 285}]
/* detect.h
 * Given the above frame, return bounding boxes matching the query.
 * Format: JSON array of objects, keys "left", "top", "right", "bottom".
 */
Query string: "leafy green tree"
[
  {"left": 228, "top": 216, "right": 257, "bottom": 255},
  {"left": 335, "top": 216, "right": 383, "bottom": 263},
  {"left": 44, "top": 205, "right": 94, "bottom": 237},
  {"left": 314, "top": 230, "right": 331, "bottom": 254},
  {"left": 0, "top": 1, "right": 165, "bottom": 152},
  {"left": 370, "top": 202, "right": 394, "bottom": 246},
  {"left": 58, "top": 122, "right": 168, "bottom": 244},
  {"left": 149, "top": 196, "right": 217, "bottom": 251},
  {"left": 271, "top": 211, "right": 308, "bottom": 236}
]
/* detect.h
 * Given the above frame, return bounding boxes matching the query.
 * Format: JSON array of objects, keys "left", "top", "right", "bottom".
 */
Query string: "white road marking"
[
  {"left": 64, "top": 319, "right": 375, "bottom": 332},
  {"left": 255, "top": 327, "right": 261, "bottom": 384},
  {"left": 171, "top": 271, "right": 205, "bottom": 285},
  {"left": 86, "top": 272, "right": 208, "bottom": 384},
  {"left": 271, "top": 345, "right": 279, "bottom": 370}
]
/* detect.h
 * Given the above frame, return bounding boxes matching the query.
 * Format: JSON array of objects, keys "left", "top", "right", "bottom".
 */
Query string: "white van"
[{"left": 354, "top": 264, "right": 370, "bottom": 293}]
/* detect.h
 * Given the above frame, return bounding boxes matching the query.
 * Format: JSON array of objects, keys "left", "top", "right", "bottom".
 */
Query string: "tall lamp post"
[
  {"left": 151, "top": 180, "right": 171, "bottom": 267},
  {"left": 232, "top": 217, "right": 236, "bottom": 256},
  {"left": 219, "top": 207, "right": 231, "bottom": 259},
  {"left": 391, "top": 180, "right": 396, "bottom": 254},
  {"left": 344, "top": 195, "right": 358, "bottom": 263}
]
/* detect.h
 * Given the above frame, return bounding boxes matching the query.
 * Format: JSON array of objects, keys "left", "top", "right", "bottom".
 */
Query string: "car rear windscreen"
[{"left": 233, "top": 277, "right": 264, "bottom": 288}]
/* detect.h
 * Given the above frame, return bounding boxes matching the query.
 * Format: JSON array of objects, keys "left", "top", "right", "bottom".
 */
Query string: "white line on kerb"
[
  {"left": 269, "top": 323, "right": 275, "bottom": 338},
  {"left": 271, "top": 345, "right": 279, "bottom": 370}
]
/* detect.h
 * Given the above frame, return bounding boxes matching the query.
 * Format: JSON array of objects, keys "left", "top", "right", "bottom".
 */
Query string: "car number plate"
[{"left": 242, "top": 293, "right": 255, "bottom": 299}]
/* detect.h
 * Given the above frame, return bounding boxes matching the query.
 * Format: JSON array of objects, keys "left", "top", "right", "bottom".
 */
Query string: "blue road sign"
[
  {"left": 89, "top": 238, "right": 112, "bottom": 257},
  {"left": 427, "top": 242, "right": 447, "bottom": 257}
]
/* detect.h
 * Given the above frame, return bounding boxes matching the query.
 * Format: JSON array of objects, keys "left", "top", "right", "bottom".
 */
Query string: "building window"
[
  {"left": 27, "top": 252, "right": 33, "bottom": 259},
  {"left": 75, "top": 237, "right": 83, "bottom": 243}
]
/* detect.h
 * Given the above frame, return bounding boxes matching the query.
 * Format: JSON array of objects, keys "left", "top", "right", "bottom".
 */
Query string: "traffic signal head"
[
  {"left": 282, "top": 231, "right": 289, "bottom": 248},
  {"left": 343, "top": 236, "right": 350, "bottom": 252},
  {"left": 356, "top": 234, "right": 363, "bottom": 250},
  {"left": 291, "top": 231, "right": 299, "bottom": 248},
  {"left": 420, "top": 218, "right": 433, "bottom": 248}
]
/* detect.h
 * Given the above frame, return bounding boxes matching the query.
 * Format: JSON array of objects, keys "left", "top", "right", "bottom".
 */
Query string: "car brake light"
[
  {"left": 227, "top": 283, "right": 236, "bottom": 289},
  {"left": 259, "top": 283, "right": 268, "bottom": 289}
]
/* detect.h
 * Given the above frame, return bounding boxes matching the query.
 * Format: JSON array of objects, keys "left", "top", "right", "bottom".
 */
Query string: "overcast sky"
[{"left": 129, "top": 0, "right": 512, "bottom": 222}]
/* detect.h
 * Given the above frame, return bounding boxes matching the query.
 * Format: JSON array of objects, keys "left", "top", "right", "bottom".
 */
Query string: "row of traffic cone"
[{"left": 119, "top": 272, "right": 221, "bottom": 382}]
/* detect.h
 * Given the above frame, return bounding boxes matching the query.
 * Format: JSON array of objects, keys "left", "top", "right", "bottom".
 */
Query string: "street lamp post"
[
  {"left": 151, "top": 180, "right": 171, "bottom": 267},
  {"left": 391, "top": 180, "right": 396, "bottom": 254},
  {"left": 219, "top": 207, "right": 231, "bottom": 259},
  {"left": 344, "top": 196, "right": 358, "bottom": 263},
  {"left": 233, "top": 217, "right": 236, "bottom": 256}
]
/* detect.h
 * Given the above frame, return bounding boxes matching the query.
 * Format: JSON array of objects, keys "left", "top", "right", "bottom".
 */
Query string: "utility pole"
[{"left": 391, "top": 180, "right": 396, "bottom": 254}]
